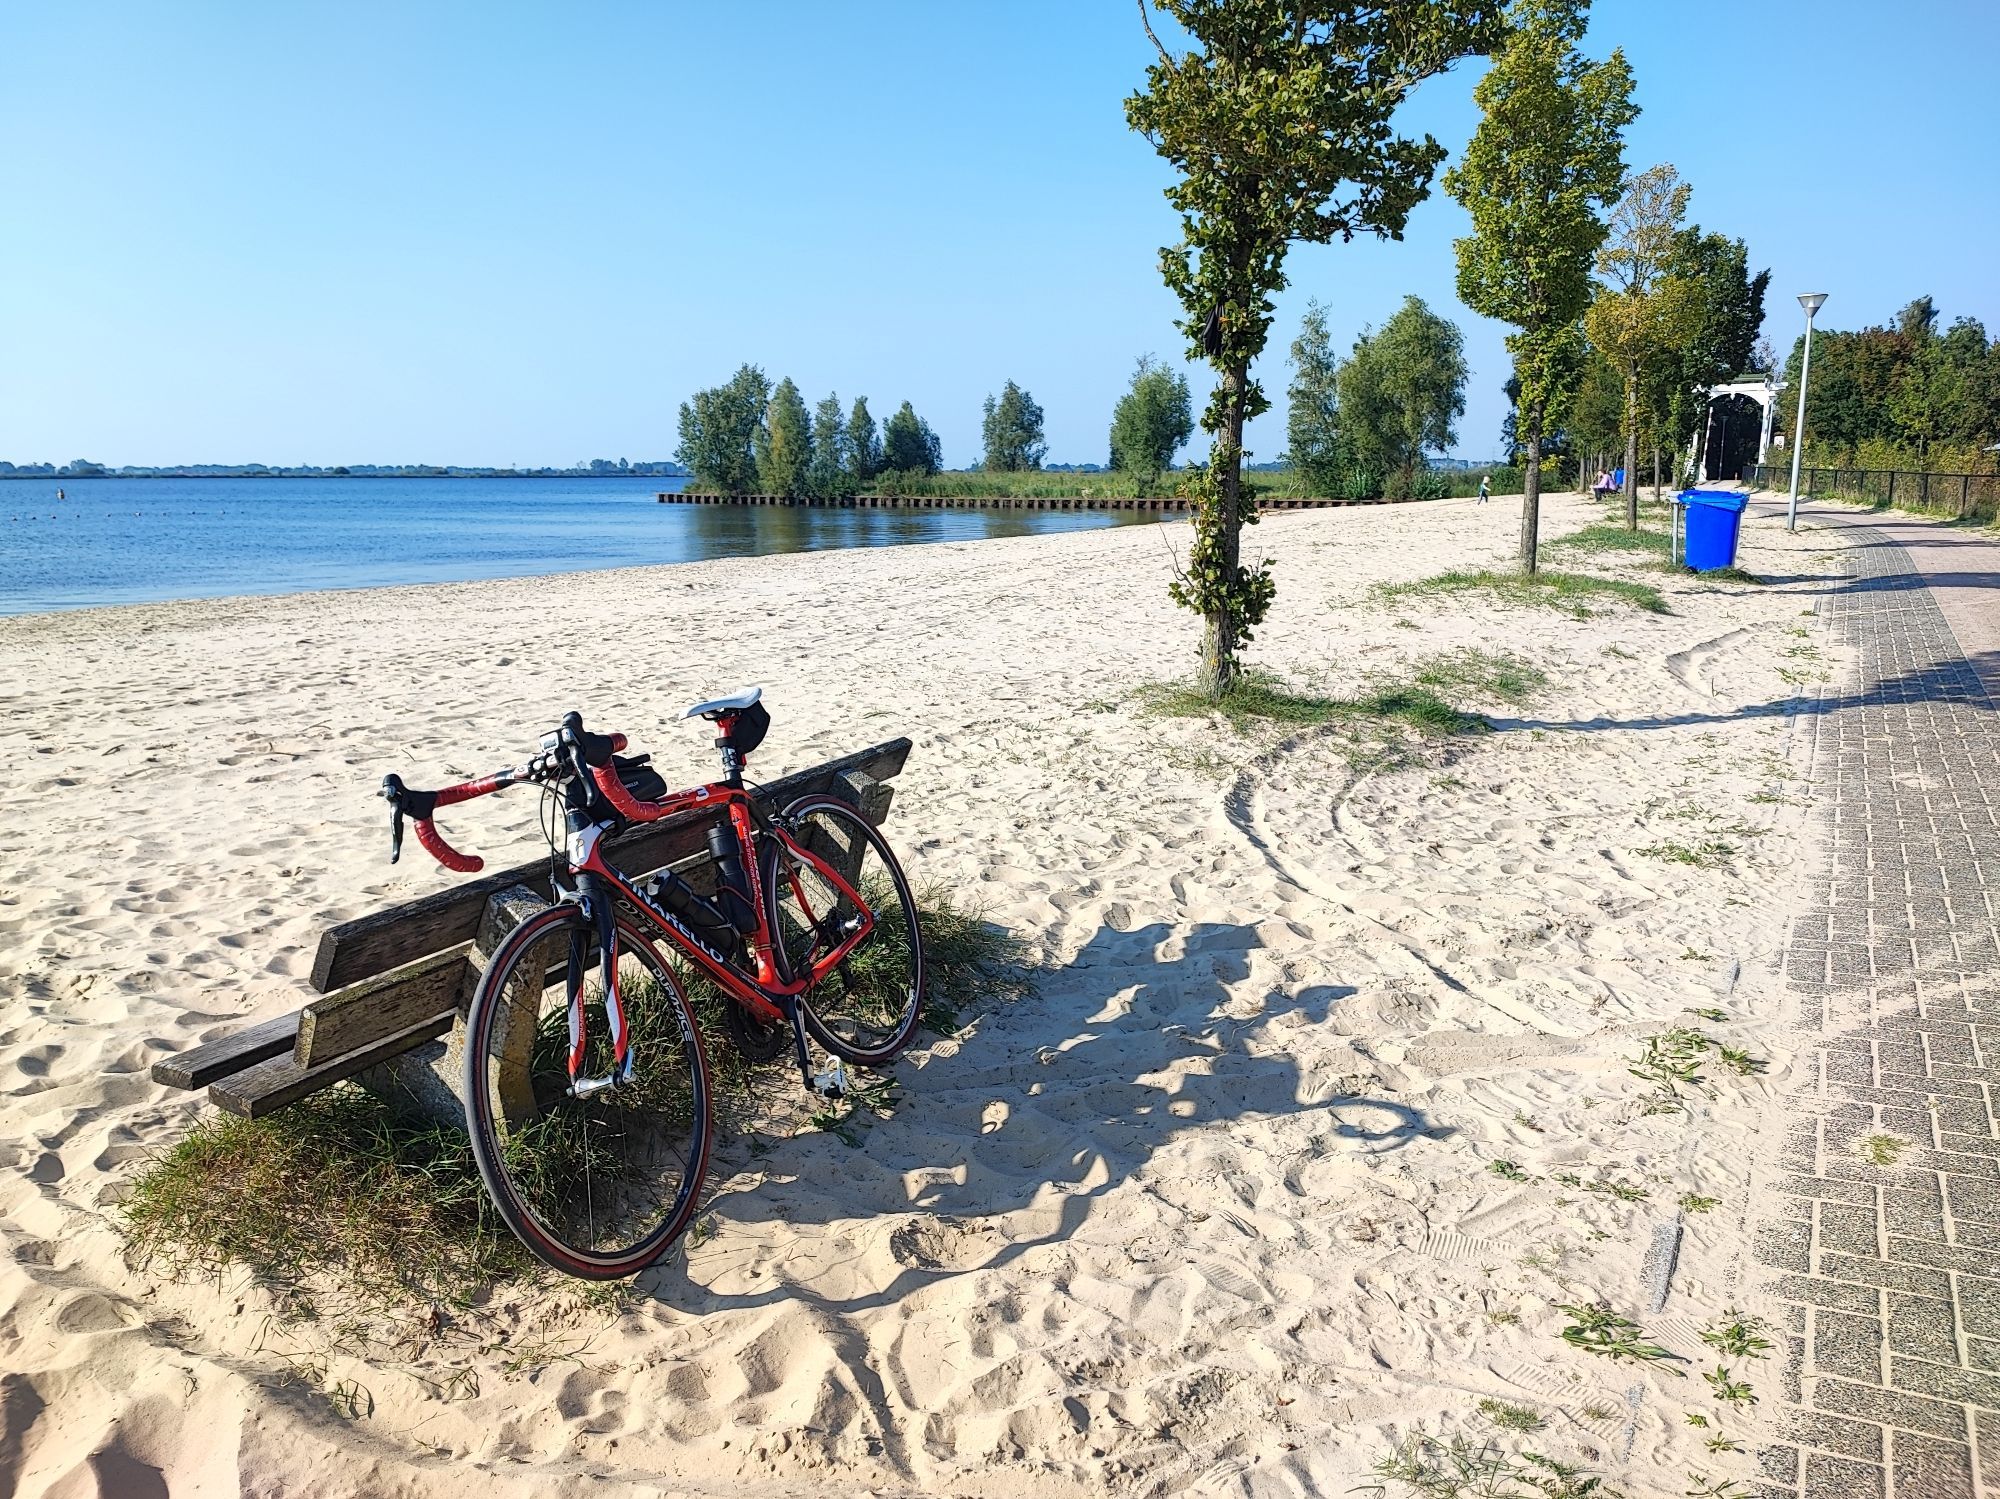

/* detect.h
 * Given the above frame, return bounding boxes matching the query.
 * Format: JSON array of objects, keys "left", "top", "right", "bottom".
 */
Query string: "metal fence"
[{"left": 1745, "top": 463, "right": 1999, "bottom": 522}]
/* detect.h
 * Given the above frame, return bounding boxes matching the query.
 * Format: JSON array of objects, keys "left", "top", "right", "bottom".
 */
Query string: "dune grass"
[
  {"left": 1145, "top": 669, "right": 1486, "bottom": 738},
  {"left": 1411, "top": 647, "right": 1549, "bottom": 707},
  {"left": 122, "top": 887, "right": 1024, "bottom": 1309},
  {"left": 1375, "top": 567, "right": 1669, "bottom": 619},
  {"left": 1548, "top": 522, "right": 1672, "bottom": 558}
]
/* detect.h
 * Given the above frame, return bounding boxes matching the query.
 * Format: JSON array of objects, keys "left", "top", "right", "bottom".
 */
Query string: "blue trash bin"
[{"left": 1678, "top": 489, "right": 1748, "bottom": 571}]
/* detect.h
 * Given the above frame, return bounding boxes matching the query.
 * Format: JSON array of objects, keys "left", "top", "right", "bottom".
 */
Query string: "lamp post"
[{"left": 1786, "top": 292, "right": 1828, "bottom": 532}]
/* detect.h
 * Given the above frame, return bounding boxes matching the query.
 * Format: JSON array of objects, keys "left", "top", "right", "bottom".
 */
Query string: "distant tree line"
[
  {"left": 675, "top": 362, "right": 1195, "bottom": 496},
  {"left": 1784, "top": 296, "right": 2000, "bottom": 473}
]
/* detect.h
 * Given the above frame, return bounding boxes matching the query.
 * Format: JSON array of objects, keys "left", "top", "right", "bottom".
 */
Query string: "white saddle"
[{"left": 679, "top": 685, "right": 762, "bottom": 720}]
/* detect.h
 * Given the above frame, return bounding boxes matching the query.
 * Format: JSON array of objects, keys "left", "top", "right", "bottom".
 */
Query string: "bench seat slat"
[
  {"left": 151, "top": 1012, "right": 302, "bottom": 1091},
  {"left": 208, "top": 1010, "right": 456, "bottom": 1119},
  {"left": 296, "top": 943, "right": 473, "bottom": 1067}
]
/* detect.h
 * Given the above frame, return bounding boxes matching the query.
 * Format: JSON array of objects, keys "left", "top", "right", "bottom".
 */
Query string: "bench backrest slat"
[{"left": 309, "top": 736, "right": 912, "bottom": 993}]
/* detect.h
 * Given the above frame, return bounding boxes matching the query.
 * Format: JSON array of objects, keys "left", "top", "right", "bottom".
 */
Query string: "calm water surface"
[{"left": 0, "top": 476, "right": 1158, "bottom": 615}]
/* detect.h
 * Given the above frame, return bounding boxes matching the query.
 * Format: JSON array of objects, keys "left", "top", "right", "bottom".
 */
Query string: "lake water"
[{"left": 0, "top": 476, "right": 1159, "bottom": 615}]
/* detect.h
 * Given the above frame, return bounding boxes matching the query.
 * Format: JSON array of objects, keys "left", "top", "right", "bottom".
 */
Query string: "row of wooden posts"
[{"left": 655, "top": 492, "right": 1393, "bottom": 513}]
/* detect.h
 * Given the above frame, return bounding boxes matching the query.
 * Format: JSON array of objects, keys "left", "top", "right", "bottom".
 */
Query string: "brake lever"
[{"left": 381, "top": 775, "right": 407, "bottom": 864}]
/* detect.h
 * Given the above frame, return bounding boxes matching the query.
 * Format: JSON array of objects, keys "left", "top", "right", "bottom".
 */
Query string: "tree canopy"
[
  {"left": 1127, "top": 0, "right": 1502, "bottom": 696},
  {"left": 1792, "top": 297, "right": 2000, "bottom": 467},
  {"left": 1108, "top": 356, "right": 1193, "bottom": 490},
  {"left": 754, "top": 377, "right": 812, "bottom": 497},
  {"left": 845, "top": 397, "right": 881, "bottom": 484},
  {"left": 807, "top": 392, "right": 849, "bottom": 499},
  {"left": 881, "top": 401, "right": 943, "bottom": 475},
  {"left": 675, "top": 364, "right": 770, "bottom": 495},
  {"left": 1444, "top": 0, "right": 1635, "bottom": 570},
  {"left": 1285, "top": 301, "right": 1343, "bottom": 497},
  {"left": 1335, "top": 296, "right": 1468, "bottom": 479},
  {"left": 981, "top": 381, "right": 1047, "bottom": 471}
]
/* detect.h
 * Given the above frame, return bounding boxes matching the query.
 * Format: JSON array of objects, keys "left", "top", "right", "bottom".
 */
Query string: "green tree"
[
  {"left": 846, "top": 396, "right": 881, "bottom": 484},
  {"left": 1128, "top": 0, "right": 1502, "bottom": 694},
  {"left": 1444, "top": 0, "right": 1636, "bottom": 571},
  {"left": 1285, "top": 301, "right": 1342, "bottom": 495},
  {"left": 807, "top": 392, "right": 850, "bottom": 499},
  {"left": 755, "top": 377, "right": 812, "bottom": 496},
  {"left": 675, "top": 364, "right": 770, "bottom": 494},
  {"left": 981, "top": 381, "right": 1047, "bottom": 471},
  {"left": 1108, "top": 355, "right": 1194, "bottom": 491},
  {"left": 1585, "top": 163, "right": 1703, "bottom": 529},
  {"left": 881, "top": 401, "right": 942, "bottom": 475},
  {"left": 1335, "top": 296, "right": 1467, "bottom": 479},
  {"left": 1658, "top": 228, "right": 1769, "bottom": 480}
]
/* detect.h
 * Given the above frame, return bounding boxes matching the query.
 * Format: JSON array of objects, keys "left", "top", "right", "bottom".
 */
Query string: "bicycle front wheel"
[
  {"left": 463, "top": 902, "right": 712, "bottom": 1279},
  {"left": 763, "top": 793, "right": 926, "bottom": 1066}
]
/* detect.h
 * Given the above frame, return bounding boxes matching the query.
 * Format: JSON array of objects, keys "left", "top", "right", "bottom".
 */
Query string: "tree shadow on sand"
[{"left": 634, "top": 918, "right": 1446, "bottom": 1313}]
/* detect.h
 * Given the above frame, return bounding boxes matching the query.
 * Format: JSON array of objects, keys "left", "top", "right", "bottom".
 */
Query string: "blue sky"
[{"left": 4, "top": 2, "right": 1995, "bottom": 470}]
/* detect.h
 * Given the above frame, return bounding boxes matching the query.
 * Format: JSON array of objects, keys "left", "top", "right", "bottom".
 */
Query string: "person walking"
[{"left": 1477, "top": 473, "right": 1490, "bottom": 504}]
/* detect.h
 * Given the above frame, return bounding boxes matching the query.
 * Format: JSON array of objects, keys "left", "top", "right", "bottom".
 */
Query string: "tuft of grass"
[
  {"left": 1142, "top": 669, "right": 1488, "bottom": 754},
  {"left": 1477, "top": 1398, "right": 1546, "bottom": 1434},
  {"left": 1856, "top": 1133, "right": 1909, "bottom": 1167},
  {"left": 1411, "top": 648, "right": 1550, "bottom": 707},
  {"left": 1699, "top": 1312, "right": 1773, "bottom": 1361},
  {"left": 1376, "top": 568, "right": 1670, "bottom": 620},
  {"left": 1679, "top": 1194, "right": 1721, "bottom": 1215},
  {"left": 121, "top": 1087, "right": 532, "bottom": 1309},
  {"left": 1556, "top": 1304, "right": 1685, "bottom": 1371},
  {"left": 1367, "top": 1434, "right": 1618, "bottom": 1499},
  {"left": 1549, "top": 523, "right": 1672, "bottom": 558},
  {"left": 1488, "top": 1159, "right": 1532, "bottom": 1182},
  {"left": 1637, "top": 839, "right": 1736, "bottom": 870},
  {"left": 1699, "top": 566, "right": 1763, "bottom": 585},
  {"left": 1702, "top": 1366, "right": 1756, "bottom": 1407}
]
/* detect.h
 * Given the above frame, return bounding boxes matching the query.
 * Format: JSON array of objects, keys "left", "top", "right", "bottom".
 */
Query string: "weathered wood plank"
[
  {"left": 209, "top": 1011, "right": 457, "bottom": 1119},
  {"left": 151, "top": 1012, "right": 301, "bottom": 1091},
  {"left": 295, "top": 943, "right": 475, "bottom": 1067},
  {"left": 311, "top": 737, "right": 912, "bottom": 993}
]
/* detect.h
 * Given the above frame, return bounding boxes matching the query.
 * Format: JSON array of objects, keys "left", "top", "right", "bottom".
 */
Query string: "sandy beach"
[{"left": 0, "top": 493, "right": 1843, "bottom": 1497}]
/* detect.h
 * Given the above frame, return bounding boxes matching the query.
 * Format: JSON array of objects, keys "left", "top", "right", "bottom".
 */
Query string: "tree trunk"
[
  {"left": 1198, "top": 362, "right": 1248, "bottom": 701},
  {"left": 1519, "top": 403, "right": 1544, "bottom": 576},
  {"left": 1652, "top": 443, "right": 1663, "bottom": 503},
  {"left": 1623, "top": 375, "right": 1640, "bottom": 532}
]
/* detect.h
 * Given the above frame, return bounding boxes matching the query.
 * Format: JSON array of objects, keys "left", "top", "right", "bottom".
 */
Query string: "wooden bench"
[{"left": 151, "top": 738, "right": 912, "bottom": 1122}]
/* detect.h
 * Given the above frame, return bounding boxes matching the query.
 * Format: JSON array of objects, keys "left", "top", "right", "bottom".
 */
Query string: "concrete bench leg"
[{"left": 363, "top": 884, "right": 547, "bottom": 1134}]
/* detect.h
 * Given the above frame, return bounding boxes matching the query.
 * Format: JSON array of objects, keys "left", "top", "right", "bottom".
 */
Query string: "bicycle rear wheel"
[
  {"left": 763, "top": 793, "right": 926, "bottom": 1066},
  {"left": 463, "top": 902, "right": 711, "bottom": 1279}
]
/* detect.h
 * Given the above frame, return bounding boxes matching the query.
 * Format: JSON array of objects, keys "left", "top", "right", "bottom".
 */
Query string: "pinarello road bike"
[{"left": 379, "top": 689, "right": 926, "bottom": 1278}]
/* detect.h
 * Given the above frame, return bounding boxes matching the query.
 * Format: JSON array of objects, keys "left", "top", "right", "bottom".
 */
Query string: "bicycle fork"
[{"left": 566, "top": 886, "right": 633, "bottom": 1098}]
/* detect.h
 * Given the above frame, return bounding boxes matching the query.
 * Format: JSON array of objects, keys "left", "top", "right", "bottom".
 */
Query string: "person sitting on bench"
[{"left": 1592, "top": 468, "right": 1623, "bottom": 497}]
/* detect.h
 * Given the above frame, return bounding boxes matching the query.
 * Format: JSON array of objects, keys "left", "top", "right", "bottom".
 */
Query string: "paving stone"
[
  {"left": 1773, "top": 1274, "right": 1882, "bottom": 1318},
  {"left": 1886, "top": 1428, "right": 1975, "bottom": 1499},
  {"left": 1815, "top": 1310, "right": 1887, "bottom": 1384},
  {"left": 1801, "top": 1450, "right": 1886, "bottom": 1498},
  {"left": 1813, "top": 1377, "right": 1970, "bottom": 1442},
  {"left": 1885, "top": 1294, "right": 1959, "bottom": 1365},
  {"left": 1821, "top": 1201, "right": 1886, "bottom": 1259}
]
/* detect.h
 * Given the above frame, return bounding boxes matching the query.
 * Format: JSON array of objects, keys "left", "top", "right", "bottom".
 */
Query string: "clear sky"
[{"left": 4, "top": 2, "right": 1996, "bottom": 470}]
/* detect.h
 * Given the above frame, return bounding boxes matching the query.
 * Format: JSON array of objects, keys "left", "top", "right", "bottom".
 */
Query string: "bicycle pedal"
[{"left": 811, "top": 1059, "right": 848, "bottom": 1100}]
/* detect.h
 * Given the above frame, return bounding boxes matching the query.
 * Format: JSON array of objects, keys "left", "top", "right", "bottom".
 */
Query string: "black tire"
[
  {"left": 762, "top": 793, "right": 926, "bottom": 1066},
  {"left": 463, "top": 902, "right": 711, "bottom": 1279}
]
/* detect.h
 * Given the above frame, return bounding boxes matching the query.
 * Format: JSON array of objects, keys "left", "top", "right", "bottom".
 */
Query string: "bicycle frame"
[{"left": 569, "top": 782, "right": 877, "bottom": 1035}]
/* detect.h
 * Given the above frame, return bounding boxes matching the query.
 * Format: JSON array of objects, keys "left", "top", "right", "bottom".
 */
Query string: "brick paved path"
[{"left": 1753, "top": 517, "right": 2000, "bottom": 1499}]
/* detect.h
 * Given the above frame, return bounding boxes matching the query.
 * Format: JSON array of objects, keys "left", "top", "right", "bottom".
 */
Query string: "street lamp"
[{"left": 1786, "top": 292, "right": 1829, "bottom": 532}]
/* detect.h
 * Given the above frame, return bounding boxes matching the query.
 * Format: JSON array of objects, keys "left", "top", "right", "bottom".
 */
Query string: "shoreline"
[{"left": 0, "top": 496, "right": 1840, "bottom": 1497}]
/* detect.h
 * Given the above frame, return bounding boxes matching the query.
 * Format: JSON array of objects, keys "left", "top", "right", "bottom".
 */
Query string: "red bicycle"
[{"left": 380, "top": 689, "right": 926, "bottom": 1278}]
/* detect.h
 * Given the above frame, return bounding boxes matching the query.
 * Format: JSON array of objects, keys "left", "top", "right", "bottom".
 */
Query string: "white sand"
[{"left": 0, "top": 494, "right": 1842, "bottom": 1497}]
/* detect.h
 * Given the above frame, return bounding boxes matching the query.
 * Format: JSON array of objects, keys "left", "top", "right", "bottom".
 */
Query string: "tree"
[
  {"left": 755, "top": 377, "right": 812, "bottom": 496},
  {"left": 807, "top": 392, "right": 849, "bottom": 499},
  {"left": 675, "top": 364, "right": 770, "bottom": 494},
  {"left": 1285, "top": 301, "right": 1342, "bottom": 495},
  {"left": 1128, "top": 0, "right": 1502, "bottom": 695},
  {"left": 1585, "top": 163, "right": 1703, "bottom": 529},
  {"left": 1108, "top": 355, "right": 1194, "bottom": 491},
  {"left": 1656, "top": 227, "right": 1768, "bottom": 485},
  {"left": 881, "top": 401, "right": 942, "bottom": 475},
  {"left": 846, "top": 396, "right": 881, "bottom": 484},
  {"left": 1334, "top": 296, "right": 1467, "bottom": 479},
  {"left": 981, "top": 381, "right": 1047, "bottom": 471},
  {"left": 1444, "top": 0, "right": 1636, "bottom": 571}
]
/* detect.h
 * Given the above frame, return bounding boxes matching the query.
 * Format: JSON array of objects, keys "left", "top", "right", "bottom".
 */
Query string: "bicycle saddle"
[{"left": 679, "top": 685, "right": 763, "bottom": 720}]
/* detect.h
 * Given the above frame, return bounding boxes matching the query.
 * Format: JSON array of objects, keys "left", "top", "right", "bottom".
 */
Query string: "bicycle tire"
[
  {"left": 463, "top": 901, "right": 712, "bottom": 1279},
  {"left": 762, "top": 793, "right": 926, "bottom": 1066}
]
